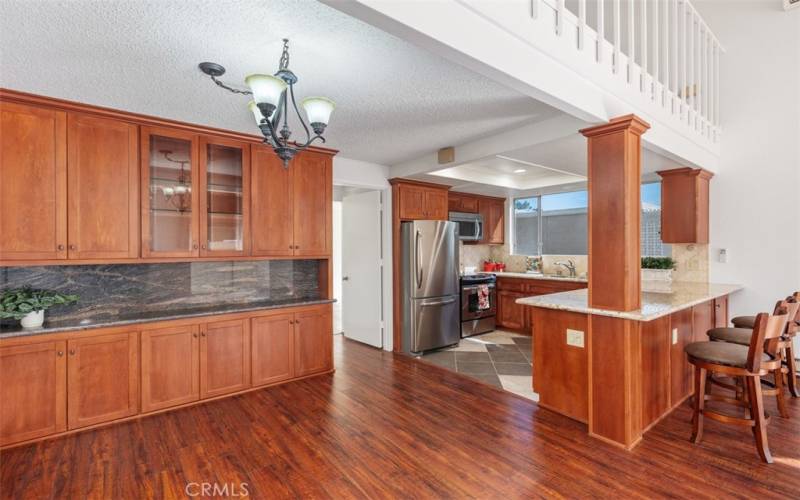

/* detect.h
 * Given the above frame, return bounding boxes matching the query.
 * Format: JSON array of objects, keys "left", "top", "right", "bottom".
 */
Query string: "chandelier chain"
[
  {"left": 210, "top": 74, "right": 252, "bottom": 95},
  {"left": 279, "top": 38, "right": 290, "bottom": 70}
]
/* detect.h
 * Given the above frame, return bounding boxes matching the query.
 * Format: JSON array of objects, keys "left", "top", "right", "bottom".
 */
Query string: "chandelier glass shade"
[{"left": 199, "top": 39, "right": 335, "bottom": 167}]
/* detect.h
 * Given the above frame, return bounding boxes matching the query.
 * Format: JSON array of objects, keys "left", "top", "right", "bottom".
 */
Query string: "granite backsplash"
[{"left": 0, "top": 260, "right": 321, "bottom": 326}]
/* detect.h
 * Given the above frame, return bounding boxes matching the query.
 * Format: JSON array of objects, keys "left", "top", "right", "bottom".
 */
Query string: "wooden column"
[{"left": 580, "top": 115, "right": 650, "bottom": 312}]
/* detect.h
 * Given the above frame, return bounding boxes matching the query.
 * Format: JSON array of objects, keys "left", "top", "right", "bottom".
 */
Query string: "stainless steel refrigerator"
[{"left": 401, "top": 220, "right": 460, "bottom": 353}]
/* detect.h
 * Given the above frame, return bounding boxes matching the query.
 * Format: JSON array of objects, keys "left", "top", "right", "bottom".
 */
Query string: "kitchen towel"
[{"left": 478, "top": 284, "right": 490, "bottom": 310}]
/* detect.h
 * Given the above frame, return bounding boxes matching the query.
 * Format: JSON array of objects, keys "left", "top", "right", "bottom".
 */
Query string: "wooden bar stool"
[
  {"left": 707, "top": 297, "right": 800, "bottom": 416},
  {"left": 685, "top": 309, "right": 789, "bottom": 463},
  {"left": 729, "top": 291, "right": 800, "bottom": 398}
]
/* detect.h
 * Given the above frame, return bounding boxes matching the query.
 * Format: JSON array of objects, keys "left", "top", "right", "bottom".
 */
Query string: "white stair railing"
[{"left": 530, "top": 0, "right": 724, "bottom": 142}]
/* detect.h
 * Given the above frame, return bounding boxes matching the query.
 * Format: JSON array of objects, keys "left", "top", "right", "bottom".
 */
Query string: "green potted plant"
[
  {"left": 0, "top": 287, "right": 78, "bottom": 328},
  {"left": 641, "top": 257, "right": 676, "bottom": 282}
]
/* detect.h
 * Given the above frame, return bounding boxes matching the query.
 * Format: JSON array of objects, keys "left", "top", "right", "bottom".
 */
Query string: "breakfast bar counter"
[{"left": 516, "top": 281, "right": 742, "bottom": 449}]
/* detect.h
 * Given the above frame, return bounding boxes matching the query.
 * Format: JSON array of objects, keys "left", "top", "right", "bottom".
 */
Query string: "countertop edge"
[
  {"left": 0, "top": 299, "right": 337, "bottom": 340},
  {"left": 516, "top": 284, "right": 743, "bottom": 321},
  {"left": 491, "top": 272, "right": 588, "bottom": 283}
]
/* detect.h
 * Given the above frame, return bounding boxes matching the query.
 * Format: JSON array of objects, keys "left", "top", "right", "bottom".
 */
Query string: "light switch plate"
[
  {"left": 566, "top": 329, "right": 585, "bottom": 348},
  {"left": 672, "top": 328, "right": 678, "bottom": 345}
]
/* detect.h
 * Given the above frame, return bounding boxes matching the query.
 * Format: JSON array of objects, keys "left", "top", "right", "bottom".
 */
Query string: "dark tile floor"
[{"left": 417, "top": 331, "right": 537, "bottom": 400}]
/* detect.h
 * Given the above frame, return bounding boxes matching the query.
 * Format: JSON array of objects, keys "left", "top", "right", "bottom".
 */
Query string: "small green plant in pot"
[
  {"left": 641, "top": 257, "right": 676, "bottom": 282},
  {"left": 0, "top": 287, "right": 78, "bottom": 328}
]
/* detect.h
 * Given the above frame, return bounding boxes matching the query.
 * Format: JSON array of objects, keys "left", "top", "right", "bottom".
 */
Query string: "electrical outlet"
[
  {"left": 566, "top": 329, "right": 585, "bottom": 348},
  {"left": 672, "top": 328, "right": 678, "bottom": 345}
]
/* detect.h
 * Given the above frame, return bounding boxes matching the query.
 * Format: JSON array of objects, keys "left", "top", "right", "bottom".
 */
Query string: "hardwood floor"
[{"left": 1, "top": 335, "right": 798, "bottom": 498}]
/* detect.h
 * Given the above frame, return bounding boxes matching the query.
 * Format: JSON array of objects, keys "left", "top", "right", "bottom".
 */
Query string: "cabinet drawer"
[{"left": 496, "top": 278, "right": 528, "bottom": 293}]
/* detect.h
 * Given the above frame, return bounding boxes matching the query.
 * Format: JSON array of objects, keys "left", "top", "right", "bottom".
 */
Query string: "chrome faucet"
[{"left": 555, "top": 259, "right": 577, "bottom": 277}]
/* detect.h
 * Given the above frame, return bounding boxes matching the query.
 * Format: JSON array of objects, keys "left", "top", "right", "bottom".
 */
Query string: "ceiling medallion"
[{"left": 199, "top": 39, "right": 335, "bottom": 167}]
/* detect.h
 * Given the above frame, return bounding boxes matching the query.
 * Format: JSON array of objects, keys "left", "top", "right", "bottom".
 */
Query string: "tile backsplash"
[
  {"left": 0, "top": 260, "right": 321, "bottom": 325},
  {"left": 459, "top": 242, "right": 587, "bottom": 277}
]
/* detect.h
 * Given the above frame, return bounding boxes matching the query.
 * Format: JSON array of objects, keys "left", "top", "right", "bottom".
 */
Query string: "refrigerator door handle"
[
  {"left": 415, "top": 229, "right": 423, "bottom": 289},
  {"left": 420, "top": 297, "right": 457, "bottom": 307}
]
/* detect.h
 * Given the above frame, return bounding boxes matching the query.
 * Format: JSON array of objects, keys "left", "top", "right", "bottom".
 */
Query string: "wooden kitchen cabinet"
[
  {"left": 669, "top": 307, "right": 694, "bottom": 404},
  {"left": 200, "top": 319, "right": 251, "bottom": 399},
  {"left": 495, "top": 277, "right": 587, "bottom": 333},
  {"left": 714, "top": 295, "right": 729, "bottom": 328},
  {"left": 67, "top": 113, "right": 139, "bottom": 259},
  {"left": 251, "top": 145, "right": 293, "bottom": 256},
  {"left": 692, "top": 299, "right": 716, "bottom": 342},
  {"left": 66, "top": 331, "right": 139, "bottom": 429},
  {"left": 657, "top": 167, "right": 713, "bottom": 244},
  {"left": 0, "top": 340, "right": 67, "bottom": 446},
  {"left": 0, "top": 101, "right": 67, "bottom": 261},
  {"left": 392, "top": 179, "right": 449, "bottom": 220},
  {"left": 251, "top": 146, "right": 332, "bottom": 257},
  {"left": 141, "top": 126, "right": 200, "bottom": 258},
  {"left": 251, "top": 313, "right": 295, "bottom": 386},
  {"left": 141, "top": 324, "right": 200, "bottom": 412},
  {"left": 448, "top": 193, "right": 479, "bottom": 213},
  {"left": 294, "top": 305, "right": 333, "bottom": 377},
  {"left": 484, "top": 199, "right": 505, "bottom": 244},
  {"left": 293, "top": 151, "right": 332, "bottom": 256},
  {"left": 199, "top": 136, "right": 250, "bottom": 257},
  {"left": 497, "top": 290, "right": 528, "bottom": 332}
]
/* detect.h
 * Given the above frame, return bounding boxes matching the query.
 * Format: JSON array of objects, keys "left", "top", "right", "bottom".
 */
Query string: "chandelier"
[
  {"left": 158, "top": 150, "right": 192, "bottom": 212},
  {"left": 198, "top": 39, "right": 335, "bottom": 167}
]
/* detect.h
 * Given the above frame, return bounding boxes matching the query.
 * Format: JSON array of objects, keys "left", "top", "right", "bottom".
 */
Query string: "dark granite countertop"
[{"left": 0, "top": 298, "right": 336, "bottom": 340}]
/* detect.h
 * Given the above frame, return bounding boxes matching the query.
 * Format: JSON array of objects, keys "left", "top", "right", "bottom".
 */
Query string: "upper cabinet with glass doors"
[{"left": 141, "top": 127, "right": 249, "bottom": 258}]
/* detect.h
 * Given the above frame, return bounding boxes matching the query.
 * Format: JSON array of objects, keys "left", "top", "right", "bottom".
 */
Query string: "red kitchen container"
[{"left": 483, "top": 261, "right": 496, "bottom": 272}]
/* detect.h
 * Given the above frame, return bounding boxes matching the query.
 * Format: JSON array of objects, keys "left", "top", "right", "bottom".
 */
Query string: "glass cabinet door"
[
  {"left": 200, "top": 139, "right": 249, "bottom": 255},
  {"left": 143, "top": 128, "right": 198, "bottom": 257}
]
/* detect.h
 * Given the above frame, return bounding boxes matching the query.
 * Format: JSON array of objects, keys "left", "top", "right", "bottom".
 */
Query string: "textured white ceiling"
[{"left": 0, "top": 0, "right": 560, "bottom": 165}]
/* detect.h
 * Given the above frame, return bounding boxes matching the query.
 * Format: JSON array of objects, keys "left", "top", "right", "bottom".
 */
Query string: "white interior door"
[{"left": 342, "top": 190, "right": 383, "bottom": 348}]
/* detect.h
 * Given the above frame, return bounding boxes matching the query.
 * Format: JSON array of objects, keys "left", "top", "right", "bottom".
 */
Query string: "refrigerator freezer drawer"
[{"left": 409, "top": 295, "right": 460, "bottom": 353}]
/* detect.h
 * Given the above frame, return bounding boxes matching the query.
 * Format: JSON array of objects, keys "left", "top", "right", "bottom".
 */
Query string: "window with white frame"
[{"left": 512, "top": 184, "right": 670, "bottom": 257}]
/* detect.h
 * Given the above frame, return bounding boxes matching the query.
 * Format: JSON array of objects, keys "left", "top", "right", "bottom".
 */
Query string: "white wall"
[
  {"left": 332, "top": 156, "right": 395, "bottom": 351},
  {"left": 334, "top": 157, "right": 391, "bottom": 189},
  {"left": 696, "top": 2, "right": 800, "bottom": 333}
]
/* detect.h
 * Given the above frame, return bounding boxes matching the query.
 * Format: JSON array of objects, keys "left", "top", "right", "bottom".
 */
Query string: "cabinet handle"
[
  {"left": 201, "top": 332, "right": 206, "bottom": 337},
  {"left": 57, "top": 244, "right": 65, "bottom": 251},
  {"left": 193, "top": 333, "right": 198, "bottom": 338},
  {"left": 69, "top": 349, "right": 76, "bottom": 356},
  {"left": 57, "top": 351, "right": 64, "bottom": 357},
  {"left": 201, "top": 244, "right": 207, "bottom": 250},
  {"left": 192, "top": 243, "right": 199, "bottom": 250},
  {"left": 68, "top": 244, "right": 76, "bottom": 251},
  {"left": 289, "top": 245, "right": 293, "bottom": 249},
  {"left": 295, "top": 320, "right": 300, "bottom": 325},
  {"left": 295, "top": 245, "right": 300, "bottom": 250}
]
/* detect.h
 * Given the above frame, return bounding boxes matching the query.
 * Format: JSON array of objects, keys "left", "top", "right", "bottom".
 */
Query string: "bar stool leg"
[
  {"left": 746, "top": 375, "right": 773, "bottom": 464},
  {"left": 691, "top": 366, "right": 706, "bottom": 444},
  {"left": 773, "top": 368, "right": 789, "bottom": 418},
  {"left": 785, "top": 344, "right": 799, "bottom": 398}
]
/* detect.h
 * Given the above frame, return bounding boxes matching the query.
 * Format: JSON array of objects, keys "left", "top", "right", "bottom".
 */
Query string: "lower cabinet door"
[
  {"left": 251, "top": 313, "right": 295, "bottom": 387},
  {"left": 67, "top": 332, "right": 139, "bottom": 429},
  {"left": 0, "top": 341, "right": 67, "bottom": 446},
  {"left": 141, "top": 325, "right": 200, "bottom": 412},
  {"left": 200, "top": 319, "right": 250, "bottom": 399},
  {"left": 497, "top": 291, "right": 526, "bottom": 331},
  {"left": 294, "top": 306, "right": 333, "bottom": 377}
]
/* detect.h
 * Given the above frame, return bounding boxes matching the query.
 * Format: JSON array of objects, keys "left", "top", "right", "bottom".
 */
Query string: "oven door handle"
[{"left": 462, "top": 284, "right": 496, "bottom": 292}]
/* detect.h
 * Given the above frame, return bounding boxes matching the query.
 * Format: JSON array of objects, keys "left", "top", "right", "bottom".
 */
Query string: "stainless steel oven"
[
  {"left": 460, "top": 273, "right": 496, "bottom": 337},
  {"left": 449, "top": 212, "right": 483, "bottom": 242}
]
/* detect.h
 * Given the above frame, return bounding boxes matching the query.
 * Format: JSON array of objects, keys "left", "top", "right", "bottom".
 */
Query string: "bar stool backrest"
[{"left": 747, "top": 308, "right": 789, "bottom": 373}]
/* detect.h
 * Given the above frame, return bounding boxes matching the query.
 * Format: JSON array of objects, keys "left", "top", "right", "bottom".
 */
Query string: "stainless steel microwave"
[{"left": 449, "top": 212, "right": 483, "bottom": 241}]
